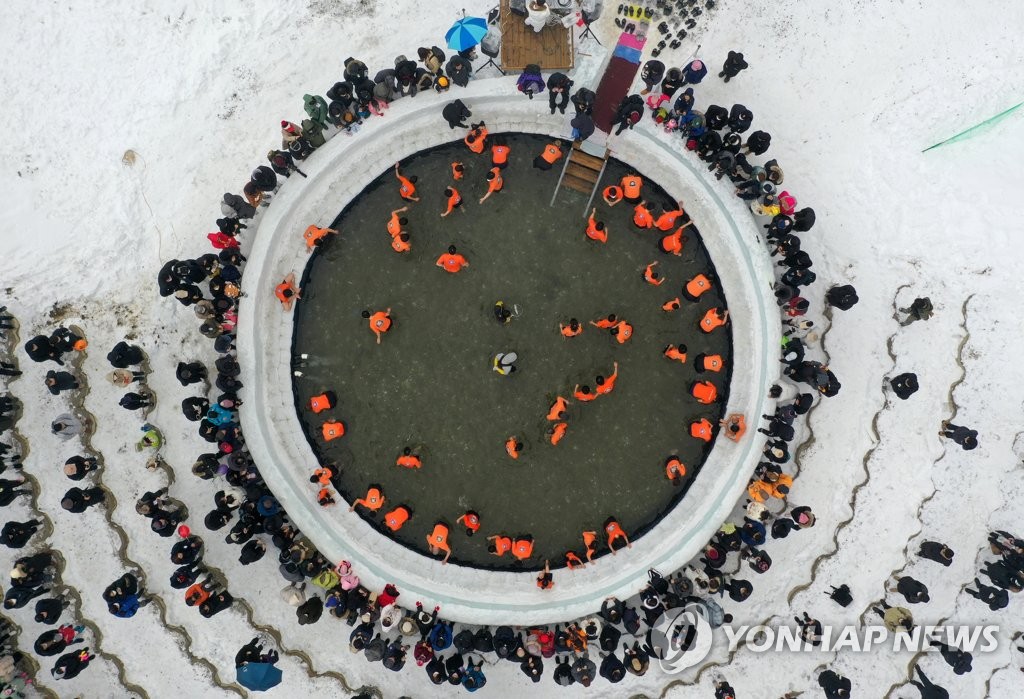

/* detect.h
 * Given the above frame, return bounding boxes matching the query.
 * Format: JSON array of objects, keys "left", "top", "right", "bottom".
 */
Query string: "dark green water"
[{"left": 292, "top": 133, "right": 731, "bottom": 570}]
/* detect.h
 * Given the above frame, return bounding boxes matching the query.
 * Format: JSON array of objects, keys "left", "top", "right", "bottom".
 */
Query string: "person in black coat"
[
  {"left": 547, "top": 72, "right": 573, "bottom": 114},
  {"left": 0, "top": 479, "right": 28, "bottom": 507},
  {"left": 239, "top": 539, "right": 266, "bottom": 565},
  {"left": 890, "top": 372, "right": 919, "bottom": 400},
  {"left": 157, "top": 260, "right": 181, "bottom": 297},
  {"left": 199, "top": 591, "right": 233, "bottom": 618},
  {"left": 442, "top": 99, "right": 472, "bottom": 129},
  {"left": 445, "top": 56, "right": 472, "bottom": 87},
  {"left": 119, "top": 392, "right": 152, "bottom": 411},
  {"left": 793, "top": 207, "right": 816, "bottom": 231},
  {"left": 612, "top": 94, "right": 644, "bottom": 136},
  {"left": 35, "top": 595, "right": 69, "bottom": 624},
  {"left": 107, "top": 342, "right": 144, "bottom": 368},
  {"left": 826, "top": 284, "right": 859, "bottom": 310},
  {"left": 176, "top": 361, "right": 207, "bottom": 386},
  {"left": 52, "top": 648, "right": 94, "bottom": 680},
  {"left": 719, "top": 51, "right": 748, "bottom": 81},
  {"left": 939, "top": 421, "right": 978, "bottom": 450},
  {"left": 268, "top": 149, "right": 305, "bottom": 178},
  {"left": 728, "top": 103, "right": 753, "bottom": 133},
  {"left": 965, "top": 577, "right": 1009, "bottom": 610},
  {"left": 35, "top": 629, "right": 70, "bottom": 656},
  {"left": 250, "top": 166, "right": 277, "bottom": 193},
  {"left": 817, "top": 669, "right": 851, "bottom": 698},
  {"left": 743, "top": 130, "right": 771, "bottom": 155},
  {"left": 61, "top": 487, "right": 105, "bottom": 513},
  {"left": 25, "top": 335, "right": 63, "bottom": 364},
  {"left": 571, "top": 87, "right": 596, "bottom": 115},
  {"left": 571, "top": 113, "right": 595, "bottom": 142},
  {"left": 917, "top": 540, "right": 953, "bottom": 566},
  {"left": 640, "top": 60, "right": 664, "bottom": 94},
  {"left": 520, "top": 654, "right": 543, "bottom": 683},
  {"left": 908, "top": 665, "right": 949, "bottom": 699},
  {"left": 5, "top": 584, "right": 49, "bottom": 609},
  {"left": 598, "top": 651, "right": 625, "bottom": 683},
  {"left": 892, "top": 575, "right": 930, "bottom": 603},
  {"left": 704, "top": 104, "right": 728, "bottom": 130}
]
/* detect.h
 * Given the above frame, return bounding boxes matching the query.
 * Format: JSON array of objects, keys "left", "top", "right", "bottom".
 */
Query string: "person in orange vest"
[
  {"left": 536, "top": 560, "right": 554, "bottom": 590},
  {"left": 655, "top": 203, "right": 685, "bottom": 231},
  {"left": 387, "top": 206, "right": 409, "bottom": 237},
  {"left": 362, "top": 308, "right": 393, "bottom": 344},
  {"left": 683, "top": 273, "right": 713, "bottom": 301},
  {"left": 440, "top": 187, "right": 463, "bottom": 217},
  {"left": 582, "top": 531, "right": 598, "bottom": 562},
  {"left": 662, "top": 297, "right": 681, "bottom": 312},
  {"left": 505, "top": 436, "right": 522, "bottom": 459},
  {"left": 491, "top": 137, "right": 511, "bottom": 169},
  {"left": 391, "top": 232, "right": 411, "bottom": 253},
  {"left": 394, "top": 162, "right": 420, "bottom": 202},
  {"left": 559, "top": 318, "right": 583, "bottom": 338},
  {"left": 620, "top": 173, "right": 643, "bottom": 202},
  {"left": 604, "top": 517, "right": 631, "bottom": 553},
  {"left": 309, "top": 391, "right": 336, "bottom": 414},
  {"left": 665, "top": 456, "right": 686, "bottom": 485},
  {"left": 304, "top": 224, "right": 339, "bottom": 251},
  {"left": 590, "top": 313, "right": 618, "bottom": 329},
  {"left": 309, "top": 464, "right": 335, "bottom": 486},
  {"left": 487, "top": 534, "right": 512, "bottom": 556},
  {"left": 512, "top": 536, "right": 534, "bottom": 561},
  {"left": 451, "top": 161, "right": 464, "bottom": 180},
  {"left": 317, "top": 487, "right": 336, "bottom": 506},
  {"left": 426, "top": 521, "right": 452, "bottom": 564},
  {"left": 549, "top": 422, "right": 568, "bottom": 445},
  {"left": 612, "top": 320, "right": 633, "bottom": 344},
  {"left": 632, "top": 201, "right": 654, "bottom": 229},
  {"left": 690, "top": 418, "right": 714, "bottom": 442},
  {"left": 699, "top": 308, "right": 729, "bottom": 333},
  {"left": 547, "top": 396, "right": 569, "bottom": 420},
  {"left": 350, "top": 485, "right": 384, "bottom": 512},
  {"left": 456, "top": 510, "right": 481, "bottom": 536},
  {"left": 691, "top": 380, "right": 718, "bottom": 404},
  {"left": 663, "top": 343, "right": 688, "bottom": 363},
  {"left": 436, "top": 244, "right": 468, "bottom": 273},
  {"left": 720, "top": 413, "right": 746, "bottom": 441},
  {"left": 643, "top": 262, "right": 664, "bottom": 286},
  {"left": 660, "top": 222, "right": 694, "bottom": 256},
  {"left": 384, "top": 505, "right": 411, "bottom": 531},
  {"left": 321, "top": 420, "right": 345, "bottom": 441},
  {"left": 396, "top": 447, "right": 422, "bottom": 469},
  {"left": 603, "top": 185, "right": 624, "bottom": 207},
  {"left": 565, "top": 550, "right": 584, "bottom": 569},
  {"left": 464, "top": 122, "right": 488, "bottom": 153},
  {"left": 695, "top": 353, "right": 725, "bottom": 373},
  {"left": 585, "top": 208, "right": 608, "bottom": 243},
  {"left": 479, "top": 167, "right": 504, "bottom": 204},
  {"left": 595, "top": 361, "right": 618, "bottom": 395},
  {"left": 275, "top": 273, "right": 301, "bottom": 311},
  {"left": 574, "top": 384, "right": 597, "bottom": 402},
  {"left": 533, "top": 140, "right": 563, "bottom": 170}
]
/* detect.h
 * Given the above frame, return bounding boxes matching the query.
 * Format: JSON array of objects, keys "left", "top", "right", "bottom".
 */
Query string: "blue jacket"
[{"left": 112, "top": 595, "right": 139, "bottom": 618}]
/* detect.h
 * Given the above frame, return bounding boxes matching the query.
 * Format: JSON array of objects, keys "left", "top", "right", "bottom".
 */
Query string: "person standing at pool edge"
[
  {"left": 362, "top": 308, "right": 392, "bottom": 344},
  {"left": 427, "top": 522, "right": 452, "bottom": 564}
]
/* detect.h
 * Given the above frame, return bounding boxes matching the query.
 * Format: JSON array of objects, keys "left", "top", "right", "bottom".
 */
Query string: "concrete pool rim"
[{"left": 238, "top": 76, "right": 779, "bottom": 625}]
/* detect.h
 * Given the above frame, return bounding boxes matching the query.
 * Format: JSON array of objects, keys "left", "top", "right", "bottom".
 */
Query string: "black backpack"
[{"left": 827, "top": 584, "right": 853, "bottom": 607}]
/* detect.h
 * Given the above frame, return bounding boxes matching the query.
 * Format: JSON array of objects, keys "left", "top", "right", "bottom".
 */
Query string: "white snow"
[{"left": 2, "top": 0, "right": 1024, "bottom": 697}]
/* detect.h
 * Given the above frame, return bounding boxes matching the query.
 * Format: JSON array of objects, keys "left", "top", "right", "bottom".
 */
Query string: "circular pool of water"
[{"left": 292, "top": 133, "right": 732, "bottom": 569}]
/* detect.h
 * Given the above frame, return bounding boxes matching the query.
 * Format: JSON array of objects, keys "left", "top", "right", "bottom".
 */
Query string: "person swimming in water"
[{"left": 492, "top": 352, "right": 518, "bottom": 376}]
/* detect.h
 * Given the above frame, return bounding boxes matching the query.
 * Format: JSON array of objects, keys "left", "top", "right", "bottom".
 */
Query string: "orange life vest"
[
  {"left": 700, "top": 308, "right": 727, "bottom": 333},
  {"left": 685, "top": 274, "right": 712, "bottom": 299},
  {"left": 465, "top": 127, "right": 488, "bottom": 153},
  {"left": 574, "top": 387, "right": 596, "bottom": 402},
  {"left": 512, "top": 538, "right": 534, "bottom": 560},
  {"left": 582, "top": 531, "right": 597, "bottom": 558},
  {"left": 665, "top": 457, "right": 686, "bottom": 481},
  {"left": 486, "top": 167, "right": 503, "bottom": 193},
  {"left": 427, "top": 523, "right": 450, "bottom": 552},
  {"left": 541, "top": 143, "right": 562, "bottom": 164},
  {"left": 387, "top": 213, "right": 403, "bottom": 237},
  {"left": 594, "top": 316, "right": 617, "bottom": 329},
  {"left": 633, "top": 204, "right": 654, "bottom": 228},
  {"left": 664, "top": 345, "right": 687, "bottom": 363},
  {"left": 356, "top": 487, "right": 384, "bottom": 511},
  {"left": 690, "top": 418, "right": 713, "bottom": 442},
  {"left": 605, "top": 520, "right": 627, "bottom": 548},
  {"left": 443, "top": 188, "right": 462, "bottom": 215},
  {"left": 565, "top": 551, "right": 584, "bottom": 569},
  {"left": 304, "top": 225, "right": 330, "bottom": 249},
  {"left": 661, "top": 227, "right": 684, "bottom": 255},
  {"left": 274, "top": 282, "right": 294, "bottom": 304},
  {"left": 492, "top": 535, "right": 512, "bottom": 555},
  {"left": 322, "top": 421, "right": 345, "bottom": 441},
  {"left": 369, "top": 311, "right": 392, "bottom": 334},
  {"left": 560, "top": 322, "right": 582, "bottom": 337},
  {"left": 692, "top": 380, "right": 718, "bottom": 404},
  {"left": 550, "top": 422, "right": 568, "bottom": 445},
  {"left": 614, "top": 321, "right": 633, "bottom": 344},
  {"left": 437, "top": 253, "right": 467, "bottom": 273},
  {"left": 451, "top": 162, "right": 464, "bottom": 180},
  {"left": 396, "top": 454, "right": 422, "bottom": 469},
  {"left": 655, "top": 209, "right": 683, "bottom": 231},
  {"left": 384, "top": 506, "right": 410, "bottom": 531},
  {"left": 459, "top": 512, "right": 481, "bottom": 532},
  {"left": 547, "top": 397, "right": 569, "bottom": 421},
  {"left": 699, "top": 354, "right": 724, "bottom": 372},
  {"left": 391, "top": 235, "right": 411, "bottom": 253},
  {"left": 603, "top": 185, "right": 623, "bottom": 203},
  {"left": 596, "top": 369, "right": 618, "bottom": 395},
  {"left": 492, "top": 144, "right": 510, "bottom": 166},
  {"left": 505, "top": 438, "right": 520, "bottom": 459},
  {"left": 621, "top": 175, "right": 642, "bottom": 200},
  {"left": 309, "top": 393, "right": 333, "bottom": 413},
  {"left": 644, "top": 263, "right": 663, "bottom": 285},
  {"left": 662, "top": 298, "right": 681, "bottom": 312},
  {"left": 398, "top": 175, "right": 416, "bottom": 200},
  {"left": 585, "top": 215, "right": 607, "bottom": 243}
]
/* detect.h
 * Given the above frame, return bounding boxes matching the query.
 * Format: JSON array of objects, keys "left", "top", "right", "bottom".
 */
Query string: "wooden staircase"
[{"left": 550, "top": 140, "right": 609, "bottom": 214}]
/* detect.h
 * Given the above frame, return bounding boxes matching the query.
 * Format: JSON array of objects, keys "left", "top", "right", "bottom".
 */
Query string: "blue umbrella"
[
  {"left": 236, "top": 663, "right": 283, "bottom": 692},
  {"left": 446, "top": 16, "right": 489, "bottom": 51}
]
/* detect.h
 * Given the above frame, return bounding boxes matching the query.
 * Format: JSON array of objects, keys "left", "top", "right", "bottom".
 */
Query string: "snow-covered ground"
[{"left": 2, "top": 0, "right": 1024, "bottom": 697}]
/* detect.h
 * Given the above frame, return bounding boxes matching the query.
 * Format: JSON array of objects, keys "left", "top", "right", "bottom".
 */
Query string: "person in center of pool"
[
  {"left": 436, "top": 245, "right": 468, "bottom": 273},
  {"left": 590, "top": 314, "right": 617, "bottom": 329},
  {"left": 644, "top": 262, "right": 664, "bottom": 286},
  {"left": 396, "top": 447, "right": 422, "bottom": 469},
  {"left": 479, "top": 167, "right": 504, "bottom": 204},
  {"left": 386, "top": 206, "right": 409, "bottom": 238},
  {"left": 585, "top": 208, "right": 608, "bottom": 243},
  {"left": 427, "top": 522, "right": 452, "bottom": 564},
  {"left": 547, "top": 396, "right": 569, "bottom": 420},
  {"left": 440, "top": 187, "right": 463, "bottom": 217},
  {"left": 560, "top": 318, "right": 583, "bottom": 338},
  {"left": 574, "top": 384, "right": 596, "bottom": 402},
  {"left": 492, "top": 352, "right": 518, "bottom": 376},
  {"left": 664, "top": 343, "right": 688, "bottom": 363},
  {"left": 362, "top": 308, "right": 393, "bottom": 344},
  {"left": 505, "top": 436, "right": 522, "bottom": 459},
  {"left": 549, "top": 422, "right": 567, "bottom": 445},
  {"left": 612, "top": 319, "right": 633, "bottom": 344},
  {"left": 493, "top": 301, "right": 512, "bottom": 324}
]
